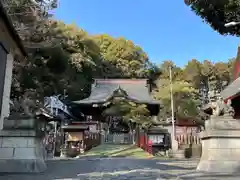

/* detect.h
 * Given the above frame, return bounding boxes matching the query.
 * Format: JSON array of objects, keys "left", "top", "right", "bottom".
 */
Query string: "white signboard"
[
  {"left": 89, "top": 125, "right": 97, "bottom": 133},
  {"left": 148, "top": 135, "right": 164, "bottom": 143}
]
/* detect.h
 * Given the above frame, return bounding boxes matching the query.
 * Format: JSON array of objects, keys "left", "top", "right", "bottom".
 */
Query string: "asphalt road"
[{"left": 0, "top": 158, "right": 239, "bottom": 180}]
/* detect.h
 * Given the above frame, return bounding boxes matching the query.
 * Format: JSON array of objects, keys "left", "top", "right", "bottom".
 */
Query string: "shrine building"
[{"left": 68, "top": 79, "right": 161, "bottom": 144}]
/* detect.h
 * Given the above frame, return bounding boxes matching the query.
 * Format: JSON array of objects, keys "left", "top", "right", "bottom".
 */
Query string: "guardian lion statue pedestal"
[
  {"left": 0, "top": 117, "right": 47, "bottom": 173},
  {"left": 197, "top": 99, "right": 240, "bottom": 173}
]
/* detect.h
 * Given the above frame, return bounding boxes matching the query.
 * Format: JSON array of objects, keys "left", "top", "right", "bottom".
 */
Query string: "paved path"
[{"left": 1, "top": 158, "right": 240, "bottom": 180}]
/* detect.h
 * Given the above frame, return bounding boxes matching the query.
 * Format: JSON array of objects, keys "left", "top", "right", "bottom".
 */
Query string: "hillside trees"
[
  {"left": 4, "top": 0, "right": 66, "bottom": 99},
  {"left": 153, "top": 63, "right": 200, "bottom": 122},
  {"left": 4, "top": 0, "right": 159, "bottom": 107},
  {"left": 4, "top": 0, "right": 237, "bottom": 121},
  {"left": 153, "top": 58, "right": 234, "bottom": 122},
  {"left": 91, "top": 34, "right": 157, "bottom": 79}
]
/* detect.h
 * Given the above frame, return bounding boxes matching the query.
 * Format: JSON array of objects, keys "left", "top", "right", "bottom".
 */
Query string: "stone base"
[
  {"left": 172, "top": 149, "right": 185, "bottom": 159},
  {"left": 0, "top": 129, "right": 47, "bottom": 173},
  {"left": 197, "top": 129, "right": 240, "bottom": 173},
  {"left": 171, "top": 139, "right": 178, "bottom": 151},
  {"left": 0, "top": 159, "right": 46, "bottom": 173}
]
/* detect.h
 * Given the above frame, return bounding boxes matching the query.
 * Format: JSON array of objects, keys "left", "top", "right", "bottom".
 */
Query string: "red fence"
[{"left": 136, "top": 130, "right": 153, "bottom": 154}]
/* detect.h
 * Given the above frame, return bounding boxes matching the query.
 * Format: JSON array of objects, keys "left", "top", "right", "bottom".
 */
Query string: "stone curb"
[
  {"left": 176, "top": 171, "right": 240, "bottom": 179},
  {"left": 46, "top": 156, "right": 200, "bottom": 162}
]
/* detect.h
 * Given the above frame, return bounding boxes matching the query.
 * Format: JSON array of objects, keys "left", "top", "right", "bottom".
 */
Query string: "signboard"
[
  {"left": 148, "top": 135, "right": 164, "bottom": 144},
  {"left": 89, "top": 125, "right": 97, "bottom": 133},
  {"left": 176, "top": 126, "right": 199, "bottom": 135},
  {"left": 176, "top": 126, "right": 185, "bottom": 135}
]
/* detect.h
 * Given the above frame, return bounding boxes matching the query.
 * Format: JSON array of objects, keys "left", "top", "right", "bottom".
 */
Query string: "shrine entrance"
[
  {"left": 103, "top": 116, "right": 133, "bottom": 144},
  {"left": 104, "top": 132, "right": 133, "bottom": 144}
]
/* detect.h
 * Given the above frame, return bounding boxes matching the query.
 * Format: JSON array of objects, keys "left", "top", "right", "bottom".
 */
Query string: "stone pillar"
[
  {"left": 0, "top": 53, "right": 13, "bottom": 129},
  {"left": 0, "top": 118, "right": 47, "bottom": 173},
  {"left": 197, "top": 116, "right": 240, "bottom": 173},
  {"left": 0, "top": 41, "right": 9, "bottom": 129}
]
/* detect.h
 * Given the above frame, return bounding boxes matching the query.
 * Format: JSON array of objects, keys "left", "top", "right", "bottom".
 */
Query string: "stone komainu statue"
[
  {"left": 211, "top": 98, "right": 235, "bottom": 118},
  {"left": 10, "top": 90, "right": 42, "bottom": 117},
  {"left": 225, "top": 99, "right": 235, "bottom": 117},
  {"left": 204, "top": 98, "right": 239, "bottom": 130}
]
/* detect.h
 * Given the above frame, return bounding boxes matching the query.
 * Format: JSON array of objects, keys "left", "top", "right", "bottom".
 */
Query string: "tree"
[
  {"left": 3, "top": 0, "right": 57, "bottom": 44},
  {"left": 91, "top": 34, "right": 156, "bottom": 78},
  {"left": 183, "top": 59, "right": 203, "bottom": 88},
  {"left": 185, "top": 0, "right": 240, "bottom": 36},
  {"left": 214, "top": 62, "right": 231, "bottom": 91},
  {"left": 158, "top": 60, "right": 183, "bottom": 80},
  {"left": 103, "top": 99, "right": 153, "bottom": 131},
  {"left": 3, "top": 0, "right": 66, "bottom": 104},
  {"left": 153, "top": 60, "right": 201, "bottom": 122},
  {"left": 153, "top": 78, "right": 200, "bottom": 121},
  {"left": 4, "top": 0, "right": 101, "bottom": 114},
  {"left": 228, "top": 58, "right": 236, "bottom": 81},
  {"left": 152, "top": 57, "right": 237, "bottom": 125}
]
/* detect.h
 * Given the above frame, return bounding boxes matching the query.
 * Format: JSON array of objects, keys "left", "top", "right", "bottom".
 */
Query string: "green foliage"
[
  {"left": 103, "top": 99, "right": 153, "bottom": 129},
  {"left": 6, "top": 0, "right": 158, "bottom": 104},
  {"left": 91, "top": 34, "right": 155, "bottom": 78},
  {"left": 185, "top": 0, "right": 240, "bottom": 36},
  {"left": 153, "top": 58, "right": 235, "bottom": 123},
  {"left": 153, "top": 78, "right": 199, "bottom": 121}
]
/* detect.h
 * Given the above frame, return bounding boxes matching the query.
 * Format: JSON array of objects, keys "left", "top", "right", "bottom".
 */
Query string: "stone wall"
[
  {"left": 200, "top": 136, "right": 240, "bottom": 161},
  {"left": 197, "top": 129, "right": 240, "bottom": 173},
  {"left": 0, "top": 129, "right": 46, "bottom": 173},
  {"left": 0, "top": 134, "right": 42, "bottom": 159}
]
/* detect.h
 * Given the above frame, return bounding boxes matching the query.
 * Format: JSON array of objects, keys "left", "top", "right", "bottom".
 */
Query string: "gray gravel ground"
[{"left": 0, "top": 158, "right": 239, "bottom": 180}]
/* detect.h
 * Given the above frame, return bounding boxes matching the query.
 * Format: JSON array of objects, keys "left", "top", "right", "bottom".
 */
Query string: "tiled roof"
[
  {"left": 73, "top": 79, "right": 160, "bottom": 105},
  {"left": 221, "top": 77, "right": 240, "bottom": 100}
]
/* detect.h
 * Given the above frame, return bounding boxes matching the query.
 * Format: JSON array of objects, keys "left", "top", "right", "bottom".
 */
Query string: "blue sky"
[{"left": 53, "top": 0, "right": 239, "bottom": 67}]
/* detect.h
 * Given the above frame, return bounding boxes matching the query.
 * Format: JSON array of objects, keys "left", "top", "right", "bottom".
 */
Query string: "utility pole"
[
  {"left": 169, "top": 66, "right": 175, "bottom": 140},
  {"left": 169, "top": 66, "right": 179, "bottom": 154},
  {"left": 60, "top": 89, "right": 67, "bottom": 157},
  {"left": 64, "top": 89, "right": 67, "bottom": 99}
]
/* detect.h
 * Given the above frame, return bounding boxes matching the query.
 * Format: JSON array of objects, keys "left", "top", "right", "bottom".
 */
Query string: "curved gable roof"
[{"left": 73, "top": 79, "right": 160, "bottom": 105}]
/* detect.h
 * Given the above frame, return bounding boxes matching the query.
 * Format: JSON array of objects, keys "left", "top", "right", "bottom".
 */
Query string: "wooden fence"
[
  {"left": 135, "top": 129, "right": 201, "bottom": 156},
  {"left": 104, "top": 133, "right": 133, "bottom": 144}
]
